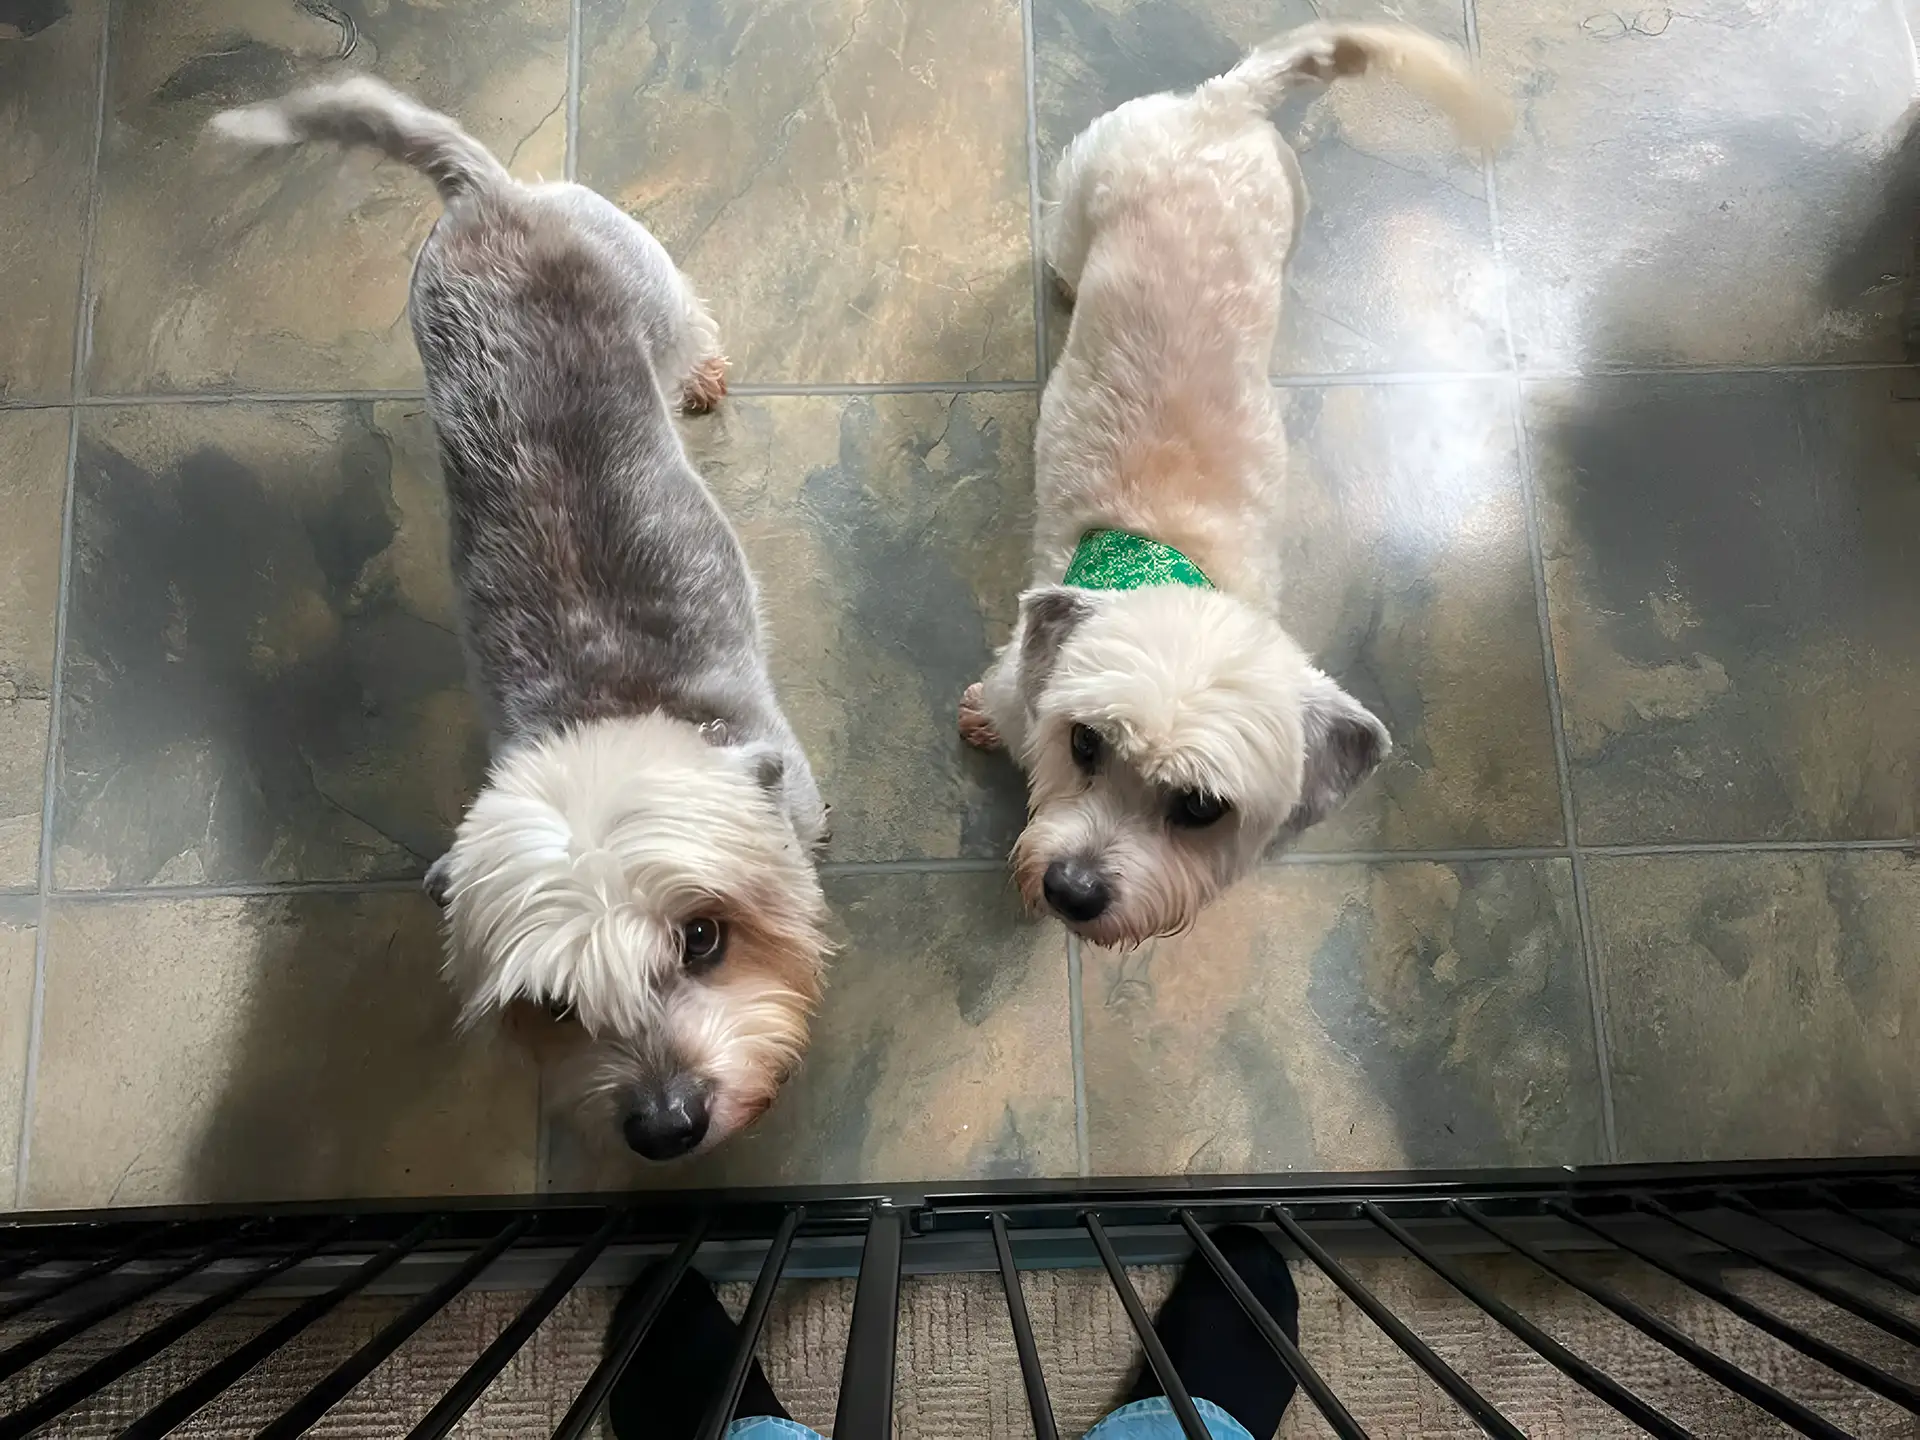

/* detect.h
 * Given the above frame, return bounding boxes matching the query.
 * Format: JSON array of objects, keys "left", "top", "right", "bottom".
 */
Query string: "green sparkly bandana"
[{"left": 1061, "top": 529, "right": 1214, "bottom": 592}]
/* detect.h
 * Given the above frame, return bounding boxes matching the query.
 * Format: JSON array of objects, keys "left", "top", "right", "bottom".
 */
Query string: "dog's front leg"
[
  {"left": 960, "top": 643, "right": 1027, "bottom": 754},
  {"left": 424, "top": 853, "right": 453, "bottom": 907},
  {"left": 958, "top": 681, "right": 1003, "bottom": 750}
]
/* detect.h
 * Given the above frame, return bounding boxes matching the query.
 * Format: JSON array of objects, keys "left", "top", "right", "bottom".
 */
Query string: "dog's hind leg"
[
  {"left": 1041, "top": 141, "right": 1096, "bottom": 302},
  {"left": 531, "top": 182, "right": 727, "bottom": 412},
  {"left": 672, "top": 279, "right": 728, "bottom": 414}
]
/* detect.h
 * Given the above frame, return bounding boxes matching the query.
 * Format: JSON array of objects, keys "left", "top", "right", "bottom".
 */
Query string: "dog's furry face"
[
  {"left": 1008, "top": 585, "right": 1388, "bottom": 947},
  {"left": 437, "top": 714, "right": 828, "bottom": 1160}
]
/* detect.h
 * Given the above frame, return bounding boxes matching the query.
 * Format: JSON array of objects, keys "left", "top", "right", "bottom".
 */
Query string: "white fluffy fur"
[
  {"left": 966, "top": 23, "right": 1509, "bottom": 946},
  {"left": 441, "top": 714, "right": 827, "bottom": 1149}
]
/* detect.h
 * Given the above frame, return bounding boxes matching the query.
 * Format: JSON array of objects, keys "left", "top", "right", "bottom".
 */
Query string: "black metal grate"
[{"left": 1, "top": 1159, "right": 1918, "bottom": 1438}]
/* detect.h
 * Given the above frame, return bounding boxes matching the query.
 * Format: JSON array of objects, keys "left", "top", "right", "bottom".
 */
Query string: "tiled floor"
[{"left": 2, "top": 0, "right": 1917, "bottom": 1210}]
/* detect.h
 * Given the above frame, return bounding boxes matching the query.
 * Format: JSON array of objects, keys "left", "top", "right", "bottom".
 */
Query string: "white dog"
[
  {"left": 209, "top": 80, "right": 830, "bottom": 1160},
  {"left": 962, "top": 23, "right": 1510, "bottom": 948}
]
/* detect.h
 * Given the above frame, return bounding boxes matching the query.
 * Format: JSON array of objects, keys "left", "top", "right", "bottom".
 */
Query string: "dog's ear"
[
  {"left": 1016, "top": 586, "right": 1094, "bottom": 713},
  {"left": 1283, "top": 669, "right": 1390, "bottom": 835},
  {"left": 724, "top": 740, "right": 785, "bottom": 795}
]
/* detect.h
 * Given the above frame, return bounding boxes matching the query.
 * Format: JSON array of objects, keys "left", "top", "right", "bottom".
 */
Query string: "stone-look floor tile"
[
  {"left": 1033, "top": 0, "right": 1503, "bottom": 376},
  {"left": 0, "top": 898, "right": 35, "bottom": 1207},
  {"left": 1530, "top": 372, "right": 1920, "bottom": 844},
  {"left": 87, "top": 0, "right": 567, "bottom": 395},
  {"left": 681, "top": 394, "right": 1032, "bottom": 862},
  {"left": 1478, "top": 0, "right": 1917, "bottom": 369},
  {"left": 56, "top": 403, "right": 485, "bottom": 889},
  {"left": 0, "top": 0, "right": 100, "bottom": 400},
  {"left": 1276, "top": 383, "right": 1562, "bottom": 853},
  {"left": 0, "top": 411, "right": 68, "bottom": 887},
  {"left": 1082, "top": 860, "right": 1603, "bottom": 1174},
  {"left": 546, "top": 870, "right": 1076, "bottom": 1188},
  {"left": 577, "top": 0, "right": 1034, "bottom": 385},
  {"left": 25, "top": 891, "right": 537, "bottom": 1207},
  {"left": 1590, "top": 853, "right": 1920, "bottom": 1163}
]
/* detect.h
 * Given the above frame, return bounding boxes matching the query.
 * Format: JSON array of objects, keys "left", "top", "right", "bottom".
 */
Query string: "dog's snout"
[
  {"left": 1042, "top": 858, "right": 1112, "bottom": 923},
  {"left": 623, "top": 1077, "right": 712, "bottom": 1161}
]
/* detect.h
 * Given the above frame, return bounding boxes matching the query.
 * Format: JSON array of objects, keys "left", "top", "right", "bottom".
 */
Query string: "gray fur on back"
[{"left": 410, "top": 182, "right": 825, "bottom": 844}]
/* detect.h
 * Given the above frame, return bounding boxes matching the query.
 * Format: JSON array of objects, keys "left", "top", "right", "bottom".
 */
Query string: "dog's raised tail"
[
  {"left": 207, "top": 76, "right": 512, "bottom": 203},
  {"left": 1207, "top": 22, "right": 1511, "bottom": 150}
]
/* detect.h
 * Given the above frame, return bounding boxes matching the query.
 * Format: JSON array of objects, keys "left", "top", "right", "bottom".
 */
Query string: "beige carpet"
[{"left": 4, "top": 1254, "right": 1919, "bottom": 1437}]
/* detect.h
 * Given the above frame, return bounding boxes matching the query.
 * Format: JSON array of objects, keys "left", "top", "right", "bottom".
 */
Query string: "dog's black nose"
[
  {"left": 1043, "top": 858, "right": 1111, "bottom": 923},
  {"left": 623, "top": 1079, "right": 711, "bottom": 1161}
]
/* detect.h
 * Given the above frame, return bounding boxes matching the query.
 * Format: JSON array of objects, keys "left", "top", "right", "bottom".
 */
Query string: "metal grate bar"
[
  {"left": 551, "top": 1217, "right": 710, "bottom": 1440},
  {"left": 256, "top": 1217, "right": 534, "bottom": 1439},
  {"left": 1718, "top": 1192, "right": 1920, "bottom": 1299},
  {"left": 1455, "top": 1205, "right": 1848, "bottom": 1440},
  {"left": 694, "top": 1207, "right": 806, "bottom": 1440},
  {"left": 1639, "top": 1197, "right": 1920, "bottom": 1349},
  {"left": 1173, "top": 1212, "right": 1368, "bottom": 1440},
  {"left": 990, "top": 1214, "right": 1060, "bottom": 1440},
  {"left": 1083, "top": 1214, "right": 1211, "bottom": 1440},
  {"left": 0, "top": 1227, "right": 256, "bottom": 1385},
  {"left": 1811, "top": 1187, "right": 1920, "bottom": 1256},
  {"left": 1358, "top": 1203, "right": 1691, "bottom": 1439},
  {"left": 115, "top": 1215, "right": 443, "bottom": 1440},
  {"left": 0, "top": 1226, "right": 178, "bottom": 1326},
  {"left": 0, "top": 1222, "right": 350, "bottom": 1440},
  {"left": 1268, "top": 1206, "right": 1525, "bottom": 1440},
  {"left": 1550, "top": 1202, "right": 1920, "bottom": 1413},
  {"left": 0, "top": 1250, "right": 54, "bottom": 1287},
  {"left": 833, "top": 1206, "right": 904, "bottom": 1440},
  {"left": 404, "top": 1210, "right": 626, "bottom": 1440}
]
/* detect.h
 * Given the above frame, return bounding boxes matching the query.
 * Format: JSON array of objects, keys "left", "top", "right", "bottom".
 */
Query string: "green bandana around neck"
[{"left": 1061, "top": 529, "right": 1215, "bottom": 592}]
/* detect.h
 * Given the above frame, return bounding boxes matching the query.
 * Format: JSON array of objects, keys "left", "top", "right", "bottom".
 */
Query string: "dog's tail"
[
  {"left": 206, "top": 76, "right": 512, "bottom": 204},
  {"left": 1203, "top": 22, "right": 1511, "bottom": 150}
]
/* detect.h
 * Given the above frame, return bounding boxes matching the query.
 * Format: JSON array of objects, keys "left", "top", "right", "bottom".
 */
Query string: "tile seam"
[{"left": 18, "top": 0, "right": 114, "bottom": 1207}]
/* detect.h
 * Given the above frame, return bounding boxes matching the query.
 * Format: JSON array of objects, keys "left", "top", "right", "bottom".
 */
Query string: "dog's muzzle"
[
  {"left": 623, "top": 1076, "right": 712, "bottom": 1161},
  {"left": 1042, "top": 858, "right": 1112, "bottom": 924}
]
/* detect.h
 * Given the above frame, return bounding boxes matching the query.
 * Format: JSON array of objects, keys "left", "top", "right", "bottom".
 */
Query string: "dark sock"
[
  {"left": 1126, "top": 1225, "right": 1300, "bottom": 1438},
  {"left": 606, "top": 1264, "right": 790, "bottom": 1440}
]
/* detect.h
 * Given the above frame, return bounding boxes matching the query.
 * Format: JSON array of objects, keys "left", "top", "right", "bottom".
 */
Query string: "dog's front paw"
[
  {"left": 681, "top": 354, "right": 728, "bottom": 414},
  {"left": 959, "top": 682, "right": 1002, "bottom": 750},
  {"left": 424, "top": 854, "right": 453, "bottom": 908}
]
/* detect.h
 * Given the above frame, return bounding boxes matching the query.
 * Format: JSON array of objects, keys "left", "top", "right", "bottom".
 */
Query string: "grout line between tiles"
[
  {"left": 18, "top": 0, "right": 114, "bottom": 1209},
  {"left": 64, "top": 390, "right": 429, "bottom": 407},
  {"left": 565, "top": 0, "right": 582, "bottom": 183},
  {"left": 48, "top": 878, "right": 428, "bottom": 904},
  {"left": 1018, "top": 0, "right": 1048, "bottom": 383},
  {"left": 534, "top": 1068, "right": 551, "bottom": 1194},
  {"left": 6, "top": 359, "right": 1916, "bottom": 416},
  {"left": 1268, "top": 370, "right": 1511, "bottom": 387},
  {"left": 38, "top": 837, "right": 1908, "bottom": 910},
  {"left": 728, "top": 380, "right": 1041, "bottom": 397},
  {"left": 1466, "top": 0, "right": 1621, "bottom": 1165},
  {"left": 1272, "top": 844, "right": 1566, "bottom": 867},
  {"left": 1067, "top": 934, "right": 1089, "bottom": 1178},
  {"left": 1508, "top": 377, "right": 1620, "bottom": 1164},
  {"left": 1585, "top": 838, "right": 1920, "bottom": 858},
  {"left": 817, "top": 858, "right": 1006, "bottom": 878}
]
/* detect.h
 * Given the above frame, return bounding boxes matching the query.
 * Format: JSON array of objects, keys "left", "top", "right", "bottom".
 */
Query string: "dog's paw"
[
  {"left": 424, "top": 854, "right": 453, "bottom": 908},
  {"left": 958, "top": 683, "right": 1002, "bottom": 750},
  {"left": 681, "top": 354, "right": 728, "bottom": 414}
]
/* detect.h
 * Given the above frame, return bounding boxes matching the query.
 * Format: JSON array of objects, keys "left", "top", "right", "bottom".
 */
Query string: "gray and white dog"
[{"left": 209, "top": 78, "right": 830, "bottom": 1161}]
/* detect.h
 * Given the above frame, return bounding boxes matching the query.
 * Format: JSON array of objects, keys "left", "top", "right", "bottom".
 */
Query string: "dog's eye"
[
  {"left": 1069, "top": 723, "right": 1103, "bottom": 771},
  {"left": 543, "top": 995, "right": 577, "bottom": 1022},
  {"left": 1170, "top": 790, "right": 1231, "bottom": 829},
  {"left": 681, "top": 917, "right": 728, "bottom": 970}
]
